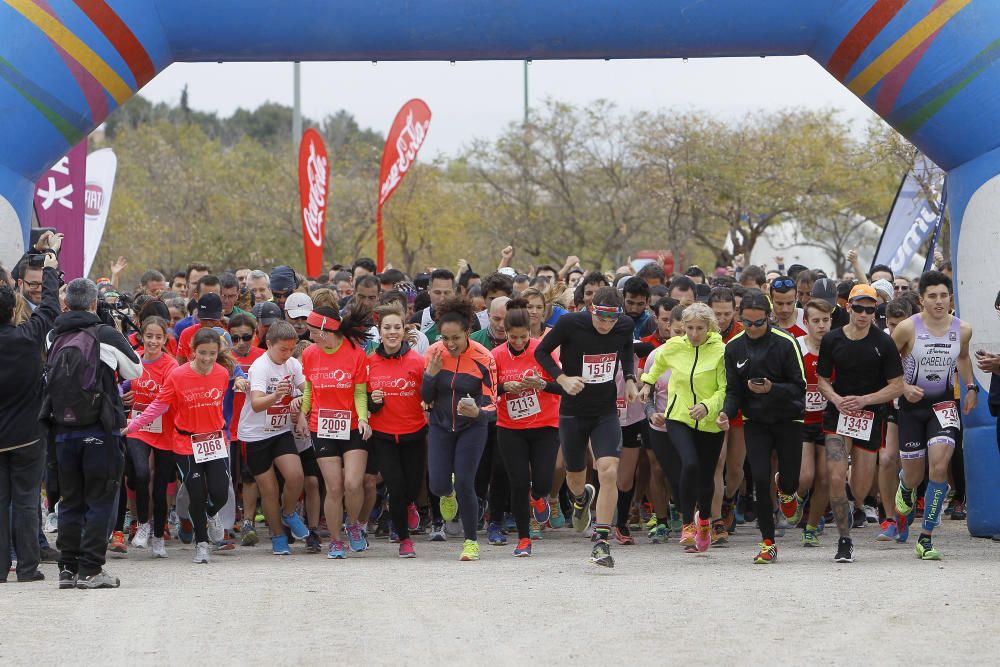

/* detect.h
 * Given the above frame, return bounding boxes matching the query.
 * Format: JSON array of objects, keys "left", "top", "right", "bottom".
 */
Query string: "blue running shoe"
[
  {"left": 876, "top": 520, "right": 898, "bottom": 542},
  {"left": 529, "top": 494, "right": 551, "bottom": 525},
  {"left": 504, "top": 513, "right": 517, "bottom": 533},
  {"left": 281, "top": 511, "right": 309, "bottom": 540},
  {"left": 487, "top": 521, "right": 507, "bottom": 546},
  {"left": 347, "top": 523, "right": 367, "bottom": 552},
  {"left": 327, "top": 539, "right": 346, "bottom": 559},
  {"left": 389, "top": 522, "right": 400, "bottom": 544},
  {"left": 271, "top": 534, "right": 290, "bottom": 555},
  {"left": 513, "top": 538, "right": 532, "bottom": 557},
  {"left": 895, "top": 512, "right": 912, "bottom": 543}
]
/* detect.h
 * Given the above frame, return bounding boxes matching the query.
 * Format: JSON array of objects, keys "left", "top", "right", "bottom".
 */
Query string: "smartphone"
[
  {"left": 750, "top": 377, "right": 765, "bottom": 385},
  {"left": 27, "top": 254, "right": 45, "bottom": 268},
  {"left": 976, "top": 349, "right": 989, "bottom": 357}
]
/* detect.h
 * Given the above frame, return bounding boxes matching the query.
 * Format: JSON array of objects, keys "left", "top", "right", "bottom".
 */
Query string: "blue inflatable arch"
[{"left": 2, "top": 0, "right": 999, "bottom": 534}]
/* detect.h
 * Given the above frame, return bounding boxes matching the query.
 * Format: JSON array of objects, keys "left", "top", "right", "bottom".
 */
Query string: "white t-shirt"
[{"left": 237, "top": 354, "right": 306, "bottom": 442}]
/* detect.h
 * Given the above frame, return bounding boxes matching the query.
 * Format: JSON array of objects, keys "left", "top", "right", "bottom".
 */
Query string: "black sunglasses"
[
  {"left": 231, "top": 333, "right": 254, "bottom": 342},
  {"left": 850, "top": 304, "right": 877, "bottom": 315},
  {"left": 741, "top": 317, "right": 768, "bottom": 328}
]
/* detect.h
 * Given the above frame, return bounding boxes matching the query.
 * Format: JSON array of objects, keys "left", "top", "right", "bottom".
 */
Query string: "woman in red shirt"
[
  {"left": 297, "top": 305, "right": 372, "bottom": 559},
  {"left": 367, "top": 304, "right": 427, "bottom": 558},
  {"left": 128, "top": 328, "right": 245, "bottom": 564},
  {"left": 492, "top": 302, "right": 562, "bottom": 557}
]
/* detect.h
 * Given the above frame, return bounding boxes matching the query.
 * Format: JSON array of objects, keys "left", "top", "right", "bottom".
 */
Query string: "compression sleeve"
[
  {"left": 355, "top": 383, "right": 369, "bottom": 421},
  {"left": 301, "top": 381, "right": 312, "bottom": 415}
]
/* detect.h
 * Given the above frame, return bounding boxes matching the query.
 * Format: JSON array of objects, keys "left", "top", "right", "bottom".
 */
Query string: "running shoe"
[
  {"left": 876, "top": 520, "right": 898, "bottom": 541},
  {"left": 711, "top": 520, "right": 728, "bottom": 546},
  {"left": 109, "top": 531, "right": 127, "bottom": 556},
  {"left": 915, "top": 536, "right": 941, "bottom": 561},
  {"left": 58, "top": 568, "right": 77, "bottom": 590},
  {"left": 150, "top": 537, "right": 168, "bottom": 558},
  {"left": 851, "top": 508, "right": 867, "bottom": 529},
  {"left": 895, "top": 512, "right": 912, "bottom": 543},
  {"left": 347, "top": 523, "right": 367, "bottom": 552},
  {"left": 802, "top": 526, "right": 819, "bottom": 547},
  {"left": 895, "top": 475, "right": 915, "bottom": 516},
  {"left": 833, "top": 537, "right": 855, "bottom": 563},
  {"left": 327, "top": 540, "right": 346, "bottom": 559},
  {"left": 548, "top": 499, "right": 566, "bottom": 529},
  {"left": 734, "top": 496, "right": 746, "bottom": 525},
  {"left": 571, "top": 484, "right": 596, "bottom": 532},
  {"left": 407, "top": 503, "right": 421, "bottom": 532},
  {"left": 648, "top": 523, "right": 669, "bottom": 544},
  {"left": 254, "top": 510, "right": 265, "bottom": 524},
  {"left": 504, "top": 513, "right": 517, "bottom": 533},
  {"left": 645, "top": 512, "right": 658, "bottom": 531},
  {"left": 428, "top": 520, "right": 447, "bottom": 542},
  {"left": 76, "top": 569, "right": 120, "bottom": 589},
  {"left": 440, "top": 478, "right": 459, "bottom": 522},
  {"left": 168, "top": 508, "right": 180, "bottom": 533},
  {"left": 213, "top": 540, "right": 236, "bottom": 552},
  {"left": 281, "top": 511, "right": 309, "bottom": 540},
  {"left": 590, "top": 539, "right": 614, "bottom": 568},
  {"left": 271, "top": 534, "right": 291, "bottom": 555},
  {"left": 398, "top": 538, "right": 416, "bottom": 558},
  {"left": 949, "top": 501, "right": 967, "bottom": 520},
  {"left": 679, "top": 523, "right": 696, "bottom": 547},
  {"left": 615, "top": 526, "right": 635, "bottom": 546},
  {"left": 529, "top": 494, "right": 551, "bottom": 525},
  {"left": 529, "top": 518, "right": 543, "bottom": 540},
  {"left": 513, "top": 538, "right": 532, "bottom": 557},
  {"left": 444, "top": 518, "right": 463, "bottom": 537},
  {"left": 389, "top": 523, "right": 400, "bottom": 543},
  {"left": 863, "top": 504, "right": 879, "bottom": 524},
  {"left": 459, "top": 539, "right": 480, "bottom": 561},
  {"left": 39, "top": 546, "right": 59, "bottom": 564},
  {"left": 487, "top": 522, "right": 507, "bottom": 546},
  {"left": 241, "top": 520, "right": 258, "bottom": 546},
  {"left": 584, "top": 518, "right": 597, "bottom": 541},
  {"left": 305, "top": 532, "right": 322, "bottom": 554},
  {"left": 193, "top": 542, "right": 211, "bottom": 564},
  {"left": 45, "top": 509, "right": 59, "bottom": 534},
  {"left": 207, "top": 512, "right": 225, "bottom": 544},
  {"left": 753, "top": 539, "right": 777, "bottom": 564},
  {"left": 721, "top": 500, "right": 736, "bottom": 534},
  {"left": 694, "top": 513, "right": 711, "bottom": 553},
  {"left": 132, "top": 522, "right": 150, "bottom": 549},
  {"left": 669, "top": 506, "right": 683, "bottom": 532},
  {"left": 774, "top": 473, "right": 803, "bottom": 527}
]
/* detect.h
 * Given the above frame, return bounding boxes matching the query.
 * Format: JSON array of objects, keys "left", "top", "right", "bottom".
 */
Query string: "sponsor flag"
[
  {"left": 298, "top": 128, "right": 329, "bottom": 278},
  {"left": 83, "top": 148, "right": 117, "bottom": 278},
  {"left": 34, "top": 141, "right": 87, "bottom": 279},
  {"left": 871, "top": 155, "right": 945, "bottom": 275}
]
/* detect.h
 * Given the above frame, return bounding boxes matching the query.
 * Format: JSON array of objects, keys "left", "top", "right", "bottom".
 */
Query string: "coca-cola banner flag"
[
  {"left": 34, "top": 141, "right": 87, "bottom": 279},
  {"left": 376, "top": 99, "right": 431, "bottom": 270},
  {"left": 298, "top": 128, "right": 329, "bottom": 278},
  {"left": 83, "top": 148, "right": 117, "bottom": 279}
]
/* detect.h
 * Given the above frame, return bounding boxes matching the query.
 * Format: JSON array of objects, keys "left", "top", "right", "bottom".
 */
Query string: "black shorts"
[
  {"left": 621, "top": 420, "right": 646, "bottom": 449},
  {"left": 312, "top": 429, "right": 366, "bottom": 459},
  {"left": 898, "top": 401, "right": 961, "bottom": 460},
  {"left": 234, "top": 440, "right": 254, "bottom": 482},
  {"left": 822, "top": 407, "right": 886, "bottom": 453},
  {"left": 559, "top": 412, "right": 622, "bottom": 472},
  {"left": 886, "top": 404, "right": 898, "bottom": 425},
  {"left": 802, "top": 422, "right": 825, "bottom": 445},
  {"left": 244, "top": 431, "right": 299, "bottom": 477},
  {"left": 299, "top": 445, "right": 322, "bottom": 478},
  {"left": 364, "top": 437, "right": 378, "bottom": 476}
]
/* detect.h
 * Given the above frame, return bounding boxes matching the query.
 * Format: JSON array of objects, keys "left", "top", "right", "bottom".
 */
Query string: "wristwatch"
[{"left": 966, "top": 384, "right": 979, "bottom": 392}]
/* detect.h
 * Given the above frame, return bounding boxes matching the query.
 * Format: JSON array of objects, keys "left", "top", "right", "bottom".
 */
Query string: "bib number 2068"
[{"left": 191, "top": 431, "right": 228, "bottom": 464}]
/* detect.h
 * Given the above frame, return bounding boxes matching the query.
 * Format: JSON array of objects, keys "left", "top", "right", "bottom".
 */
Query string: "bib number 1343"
[{"left": 836, "top": 410, "right": 874, "bottom": 441}]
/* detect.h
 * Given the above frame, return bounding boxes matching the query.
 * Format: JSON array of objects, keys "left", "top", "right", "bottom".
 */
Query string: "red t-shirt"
[
  {"left": 177, "top": 322, "right": 211, "bottom": 360},
  {"left": 639, "top": 333, "right": 665, "bottom": 365},
  {"left": 230, "top": 347, "right": 266, "bottom": 441},
  {"left": 492, "top": 338, "right": 560, "bottom": 430},
  {"left": 157, "top": 363, "right": 230, "bottom": 455},
  {"left": 302, "top": 341, "right": 369, "bottom": 432},
  {"left": 128, "top": 354, "right": 178, "bottom": 451},
  {"left": 798, "top": 336, "right": 828, "bottom": 425},
  {"left": 367, "top": 348, "right": 427, "bottom": 436}
]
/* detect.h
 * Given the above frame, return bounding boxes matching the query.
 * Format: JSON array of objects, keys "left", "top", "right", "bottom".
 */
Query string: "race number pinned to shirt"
[
  {"left": 582, "top": 353, "right": 616, "bottom": 384},
  {"left": 805, "top": 385, "right": 827, "bottom": 413},
  {"left": 836, "top": 410, "right": 874, "bottom": 441},
  {"left": 192, "top": 431, "right": 228, "bottom": 463},
  {"left": 265, "top": 398, "right": 292, "bottom": 432},
  {"left": 507, "top": 392, "right": 541, "bottom": 420},
  {"left": 317, "top": 409, "right": 351, "bottom": 440},
  {"left": 131, "top": 403, "right": 162, "bottom": 434},
  {"left": 932, "top": 401, "right": 960, "bottom": 429}
]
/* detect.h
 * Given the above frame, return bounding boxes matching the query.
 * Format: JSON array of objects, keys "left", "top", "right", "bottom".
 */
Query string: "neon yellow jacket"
[{"left": 640, "top": 331, "right": 727, "bottom": 432}]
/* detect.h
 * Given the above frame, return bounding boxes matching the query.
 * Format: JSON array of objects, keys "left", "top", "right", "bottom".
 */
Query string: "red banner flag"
[
  {"left": 34, "top": 141, "right": 87, "bottom": 279},
  {"left": 376, "top": 99, "right": 432, "bottom": 271},
  {"left": 298, "top": 128, "right": 329, "bottom": 278}
]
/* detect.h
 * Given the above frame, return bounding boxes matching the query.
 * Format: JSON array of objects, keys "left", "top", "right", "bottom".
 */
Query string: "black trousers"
[
  {"left": 745, "top": 421, "right": 802, "bottom": 541},
  {"left": 0, "top": 441, "right": 45, "bottom": 580},
  {"left": 475, "top": 423, "right": 510, "bottom": 525},
  {"left": 176, "top": 455, "right": 230, "bottom": 544},
  {"left": 651, "top": 422, "right": 723, "bottom": 525},
  {"left": 373, "top": 430, "right": 427, "bottom": 541},
  {"left": 497, "top": 426, "right": 560, "bottom": 539},
  {"left": 56, "top": 433, "right": 124, "bottom": 577}
]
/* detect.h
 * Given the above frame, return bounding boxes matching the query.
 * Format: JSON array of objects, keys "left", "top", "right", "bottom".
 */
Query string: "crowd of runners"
[{"left": 1, "top": 232, "right": 994, "bottom": 588}]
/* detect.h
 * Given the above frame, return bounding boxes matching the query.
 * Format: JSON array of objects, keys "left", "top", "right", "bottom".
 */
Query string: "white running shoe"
[
  {"left": 132, "top": 522, "right": 151, "bottom": 549},
  {"left": 207, "top": 513, "right": 225, "bottom": 543},
  {"left": 193, "top": 542, "right": 211, "bottom": 564},
  {"left": 863, "top": 505, "right": 879, "bottom": 523},
  {"left": 151, "top": 537, "right": 168, "bottom": 558},
  {"left": 44, "top": 510, "right": 59, "bottom": 534}
]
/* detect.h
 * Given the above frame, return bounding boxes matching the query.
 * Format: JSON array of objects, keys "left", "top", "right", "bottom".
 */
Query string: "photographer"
[{"left": 0, "top": 251, "right": 60, "bottom": 583}]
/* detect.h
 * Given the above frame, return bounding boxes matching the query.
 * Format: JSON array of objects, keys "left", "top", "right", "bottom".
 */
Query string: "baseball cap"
[
  {"left": 252, "top": 301, "right": 282, "bottom": 326},
  {"left": 870, "top": 279, "right": 894, "bottom": 302},
  {"left": 498, "top": 267, "right": 517, "bottom": 278},
  {"left": 269, "top": 265, "right": 297, "bottom": 293},
  {"left": 810, "top": 278, "right": 838, "bottom": 307},
  {"left": 197, "top": 293, "right": 223, "bottom": 320},
  {"left": 284, "top": 292, "right": 313, "bottom": 319},
  {"left": 848, "top": 284, "right": 878, "bottom": 302}
]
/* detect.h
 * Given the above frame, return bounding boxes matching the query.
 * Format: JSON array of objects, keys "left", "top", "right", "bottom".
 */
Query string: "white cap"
[
  {"left": 284, "top": 292, "right": 314, "bottom": 319},
  {"left": 498, "top": 267, "right": 517, "bottom": 278}
]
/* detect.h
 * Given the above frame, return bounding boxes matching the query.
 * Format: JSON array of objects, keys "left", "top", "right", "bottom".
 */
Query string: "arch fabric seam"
[{"left": 149, "top": 0, "right": 174, "bottom": 69}]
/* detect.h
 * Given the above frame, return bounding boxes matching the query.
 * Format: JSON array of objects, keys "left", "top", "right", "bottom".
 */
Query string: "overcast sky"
[{"left": 137, "top": 56, "right": 882, "bottom": 157}]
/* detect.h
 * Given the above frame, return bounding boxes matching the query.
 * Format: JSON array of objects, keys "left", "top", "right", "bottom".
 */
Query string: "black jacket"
[
  {"left": 0, "top": 267, "right": 60, "bottom": 451},
  {"left": 722, "top": 326, "right": 807, "bottom": 424}
]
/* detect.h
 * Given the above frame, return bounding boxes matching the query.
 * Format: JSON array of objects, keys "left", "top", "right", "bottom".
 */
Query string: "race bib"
[
  {"left": 932, "top": 401, "right": 960, "bottom": 429},
  {"left": 836, "top": 410, "right": 874, "bottom": 441},
  {"left": 317, "top": 409, "right": 351, "bottom": 440},
  {"left": 582, "top": 353, "right": 616, "bottom": 384},
  {"left": 191, "top": 431, "right": 228, "bottom": 463},
  {"left": 506, "top": 392, "right": 541, "bottom": 420},
  {"left": 131, "top": 403, "right": 162, "bottom": 434},
  {"left": 265, "top": 398, "right": 292, "bottom": 432},
  {"left": 805, "top": 385, "right": 827, "bottom": 413},
  {"left": 617, "top": 397, "right": 627, "bottom": 421}
]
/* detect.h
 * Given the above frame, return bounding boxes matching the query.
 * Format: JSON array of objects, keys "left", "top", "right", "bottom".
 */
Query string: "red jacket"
[{"left": 421, "top": 340, "right": 496, "bottom": 432}]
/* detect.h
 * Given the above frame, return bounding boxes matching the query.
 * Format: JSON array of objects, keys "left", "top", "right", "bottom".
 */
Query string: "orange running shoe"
[
  {"left": 109, "top": 530, "right": 128, "bottom": 555},
  {"left": 711, "top": 520, "right": 728, "bottom": 546},
  {"left": 679, "top": 522, "right": 696, "bottom": 547},
  {"left": 754, "top": 539, "right": 777, "bottom": 564}
]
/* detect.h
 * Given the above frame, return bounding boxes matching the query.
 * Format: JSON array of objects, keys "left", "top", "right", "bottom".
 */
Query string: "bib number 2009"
[
  {"left": 191, "top": 431, "right": 228, "bottom": 464},
  {"left": 317, "top": 409, "right": 351, "bottom": 440}
]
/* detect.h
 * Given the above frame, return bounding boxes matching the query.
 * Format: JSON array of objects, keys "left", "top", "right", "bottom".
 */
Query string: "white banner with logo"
[{"left": 83, "top": 148, "right": 117, "bottom": 278}]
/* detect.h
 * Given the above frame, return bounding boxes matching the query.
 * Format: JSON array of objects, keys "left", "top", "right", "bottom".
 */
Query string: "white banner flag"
[{"left": 83, "top": 148, "right": 117, "bottom": 278}]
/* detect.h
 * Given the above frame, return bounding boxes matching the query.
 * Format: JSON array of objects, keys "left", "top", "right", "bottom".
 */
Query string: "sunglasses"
[
  {"left": 272, "top": 290, "right": 292, "bottom": 299},
  {"left": 231, "top": 333, "right": 254, "bottom": 343},
  {"left": 741, "top": 317, "right": 768, "bottom": 328},
  {"left": 851, "top": 304, "right": 877, "bottom": 315},
  {"left": 771, "top": 278, "right": 795, "bottom": 291},
  {"left": 593, "top": 306, "right": 621, "bottom": 321}
]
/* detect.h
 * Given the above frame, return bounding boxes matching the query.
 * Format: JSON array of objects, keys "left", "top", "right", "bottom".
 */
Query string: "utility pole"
[{"left": 293, "top": 62, "right": 302, "bottom": 156}]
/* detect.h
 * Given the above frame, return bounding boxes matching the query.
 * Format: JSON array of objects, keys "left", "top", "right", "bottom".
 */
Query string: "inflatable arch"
[{"left": 1, "top": 0, "right": 999, "bottom": 534}]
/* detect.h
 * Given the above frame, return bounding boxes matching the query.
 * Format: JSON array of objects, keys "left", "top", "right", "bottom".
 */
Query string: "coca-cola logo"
[
  {"left": 302, "top": 140, "right": 327, "bottom": 247},
  {"left": 379, "top": 110, "right": 430, "bottom": 203},
  {"left": 84, "top": 183, "right": 103, "bottom": 217}
]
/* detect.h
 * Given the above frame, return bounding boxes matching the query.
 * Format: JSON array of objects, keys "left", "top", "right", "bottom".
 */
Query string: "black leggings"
[
  {"left": 745, "top": 421, "right": 802, "bottom": 541},
  {"left": 647, "top": 428, "right": 680, "bottom": 503},
  {"left": 428, "top": 423, "right": 487, "bottom": 541},
  {"left": 176, "top": 455, "right": 230, "bottom": 543},
  {"left": 475, "top": 424, "right": 510, "bottom": 525},
  {"left": 373, "top": 430, "right": 427, "bottom": 541},
  {"left": 652, "top": 421, "right": 724, "bottom": 524},
  {"left": 497, "top": 426, "right": 560, "bottom": 540}
]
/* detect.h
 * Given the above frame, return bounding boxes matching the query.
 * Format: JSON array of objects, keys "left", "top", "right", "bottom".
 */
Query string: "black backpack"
[{"left": 45, "top": 325, "right": 103, "bottom": 426}]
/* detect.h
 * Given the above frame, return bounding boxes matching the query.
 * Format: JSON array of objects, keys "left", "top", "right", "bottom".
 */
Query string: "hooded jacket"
[{"left": 640, "top": 331, "right": 727, "bottom": 432}]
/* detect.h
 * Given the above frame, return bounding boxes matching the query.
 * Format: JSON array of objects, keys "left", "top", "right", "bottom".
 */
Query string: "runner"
[
  {"left": 717, "top": 289, "right": 806, "bottom": 564},
  {"left": 297, "top": 305, "right": 373, "bottom": 559},
  {"left": 891, "top": 271, "right": 976, "bottom": 559},
  {"left": 422, "top": 297, "right": 496, "bottom": 561},
  {"left": 621, "top": 277, "right": 657, "bottom": 338},
  {"left": 537, "top": 286, "right": 637, "bottom": 568},
  {"left": 177, "top": 292, "right": 225, "bottom": 363},
  {"left": 492, "top": 301, "right": 562, "bottom": 556},
  {"left": 640, "top": 303, "right": 726, "bottom": 554},
  {"left": 770, "top": 276, "right": 806, "bottom": 336},
  {"left": 817, "top": 284, "right": 904, "bottom": 563},
  {"left": 238, "top": 321, "right": 311, "bottom": 555},
  {"left": 519, "top": 286, "right": 555, "bottom": 338},
  {"left": 796, "top": 299, "right": 833, "bottom": 548},
  {"left": 367, "top": 304, "right": 428, "bottom": 558},
  {"left": 410, "top": 269, "right": 456, "bottom": 344}
]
